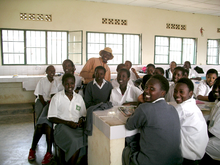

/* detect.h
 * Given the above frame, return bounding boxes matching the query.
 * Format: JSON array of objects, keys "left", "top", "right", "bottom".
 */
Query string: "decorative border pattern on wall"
[
  {"left": 217, "top": 28, "right": 220, "bottom": 33},
  {"left": 102, "top": 18, "right": 127, "bottom": 25},
  {"left": 20, "top": 13, "right": 52, "bottom": 22},
  {"left": 166, "top": 23, "right": 186, "bottom": 30}
]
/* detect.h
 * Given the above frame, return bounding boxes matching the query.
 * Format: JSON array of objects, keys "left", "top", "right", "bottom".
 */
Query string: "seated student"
[
  {"left": 48, "top": 73, "right": 87, "bottom": 165},
  {"left": 125, "top": 60, "right": 140, "bottom": 81},
  {"left": 111, "top": 63, "right": 133, "bottom": 88},
  {"left": 50, "top": 59, "right": 82, "bottom": 97},
  {"left": 84, "top": 66, "right": 113, "bottom": 108},
  {"left": 165, "top": 61, "right": 177, "bottom": 79},
  {"left": 139, "top": 74, "right": 152, "bottom": 91},
  {"left": 110, "top": 68, "right": 143, "bottom": 106},
  {"left": 183, "top": 61, "right": 201, "bottom": 81},
  {"left": 28, "top": 65, "right": 55, "bottom": 164},
  {"left": 154, "top": 67, "right": 164, "bottom": 76},
  {"left": 173, "top": 78, "right": 209, "bottom": 165},
  {"left": 122, "top": 75, "right": 183, "bottom": 165},
  {"left": 200, "top": 77, "right": 220, "bottom": 165},
  {"left": 165, "top": 66, "right": 185, "bottom": 102},
  {"left": 146, "top": 63, "right": 155, "bottom": 75},
  {"left": 196, "top": 69, "right": 218, "bottom": 101}
]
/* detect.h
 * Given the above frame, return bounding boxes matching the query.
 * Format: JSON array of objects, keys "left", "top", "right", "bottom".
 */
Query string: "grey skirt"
[
  {"left": 54, "top": 124, "right": 87, "bottom": 161},
  {"left": 36, "top": 104, "right": 52, "bottom": 128}
]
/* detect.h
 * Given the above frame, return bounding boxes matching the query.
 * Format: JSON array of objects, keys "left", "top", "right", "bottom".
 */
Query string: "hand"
[
  {"left": 138, "top": 94, "right": 144, "bottom": 103},
  {"left": 131, "top": 68, "right": 136, "bottom": 73},
  {"left": 78, "top": 118, "right": 84, "bottom": 128},
  {"left": 68, "top": 121, "right": 78, "bottom": 129}
]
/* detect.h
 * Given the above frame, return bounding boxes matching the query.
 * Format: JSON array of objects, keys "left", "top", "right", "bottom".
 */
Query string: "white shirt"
[
  {"left": 50, "top": 74, "right": 82, "bottom": 95},
  {"left": 174, "top": 98, "right": 209, "bottom": 160},
  {"left": 34, "top": 77, "right": 53, "bottom": 101},
  {"left": 196, "top": 80, "right": 212, "bottom": 98},
  {"left": 111, "top": 78, "right": 134, "bottom": 88},
  {"left": 188, "top": 68, "right": 199, "bottom": 79},
  {"left": 47, "top": 90, "right": 86, "bottom": 123},
  {"left": 129, "top": 70, "right": 137, "bottom": 81},
  {"left": 165, "top": 83, "right": 175, "bottom": 102},
  {"left": 93, "top": 79, "right": 106, "bottom": 89},
  {"left": 110, "top": 84, "right": 143, "bottom": 106}
]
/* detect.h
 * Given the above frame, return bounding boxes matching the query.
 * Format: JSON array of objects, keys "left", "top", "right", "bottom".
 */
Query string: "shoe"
[
  {"left": 28, "top": 148, "right": 36, "bottom": 161},
  {"left": 42, "top": 152, "right": 53, "bottom": 164}
]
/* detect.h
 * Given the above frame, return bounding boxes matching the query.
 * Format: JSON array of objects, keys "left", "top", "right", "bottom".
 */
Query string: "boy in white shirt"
[{"left": 125, "top": 60, "right": 140, "bottom": 81}]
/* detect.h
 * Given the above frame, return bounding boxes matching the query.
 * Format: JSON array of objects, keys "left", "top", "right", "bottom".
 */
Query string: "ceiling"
[{"left": 77, "top": 0, "right": 220, "bottom": 16}]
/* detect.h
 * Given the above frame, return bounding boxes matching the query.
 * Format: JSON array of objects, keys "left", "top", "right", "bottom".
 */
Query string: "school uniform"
[
  {"left": 165, "top": 68, "right": 173, "bottom": 79},
  {"left": 188, "top": 68, "right": 199, "bottom": 79},
  {"left": 129, "top": 70, "right": 138, "bottom": 81},
  {"left": 174, "top": 98, "right": 209, "bottom": 161},
  {"left": 84, "top": 79, "right": 113, "bottom": 108},
  {"left": 122, "top": 98, "right": 183, "bottom": 165},
  {"left": 111, "top": 78, "right": 134, "bottom": 88},
  {"left": 165, "top": 82, "right": 175, "bottom": 102},
  {"left": 110, "top": 84, "right": 143, "bottom": 106},
  {"left": 47, "top": 90, "right": 86, "bottom": 161},
  {"left": 196, "top": 80, "right": 212, "bottom": 98}
]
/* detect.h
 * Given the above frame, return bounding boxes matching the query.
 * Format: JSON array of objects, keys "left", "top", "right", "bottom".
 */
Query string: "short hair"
[
  {"left": 176, "top": 78, "right": 194, "bottom": 92},
  {"left": 116, "top": 63, "right": 126, "bottom": 72},
  {"left": 174, "top": 66, "right": 185, "bottom": 76},
  {"left": 184, "top": 61, "right": 191, "bottom": 68},
  {"left": 155, "top": 67, "right": 164, "bottom": 75},
  {"left": 147, "top": 63, "right": 155, "bottom": 68},
  {"left": 150, "top": 75, "right": 169, "bottom": 94},
  {"left": 170, "top": 61, "right": 177, "bottom": 65},
  {"left": 62, "top": 73, "right": 75, "bottom": 84},
  {"left": 95, "top": 66, "right": 106, "bottom": 74},
  {"left": 125, "top": 60, "right": 132, "bottom": 67},
  {"left": 62, "top": 59, "right": 74, "bottom": 67},
  {"left": 206, "top": 69, "right": 218, "bottom": 77},
  {"left": 119, "top": 68, "right": 130, "bottom": 78},
  {"left": 46, "top": 65, "right": 54, "bottom": 72}
]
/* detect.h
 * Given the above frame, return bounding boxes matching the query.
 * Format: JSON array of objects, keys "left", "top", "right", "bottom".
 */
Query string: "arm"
[
  {"left": 131, "top": 68, "right": 140, "bottom": 79},
  {"left": 49, "top": 117, "right": 81, "bottom": 129},
  {"left": 80, "top": 58, "right": 95, "bottom": 79},
  {"left": 197, "top": 95, "right": 209, "bottom": 101},
  {"left": 84, "top": 83, "right": 93, "bottom": 108},
  {"left": 39, "top": 95, "right": 47, "bottom": 106}
]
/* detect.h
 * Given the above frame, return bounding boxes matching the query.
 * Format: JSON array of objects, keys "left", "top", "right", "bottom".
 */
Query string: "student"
[
  {"left": 48, "top": 73, "right": 87, "bottom": 165},
  {"left": 110, "top": 68, "right": 143, "bottom": 106},
  {"left": 28, "top": 65, "right": 55, "bottom": 164},
  {"left": 154, "top": 67, "right": 164, "bottom": 76},
  {"left": 183, "top": 61, "right": 201, "bottom": 80},
  {"left": 122, "top": 75, "right": 183, "bottom": 165},
  {"left": 165, "top": 61, "right": 177, "bottom": 79},
  {"left": 196, "top": 69, "right": 218, "bottom": 101},
  {"left": 84, "top": 66, "right": 113, "bottom": 108},
  {"left": 50, "top": 59, "right": 82, "bottom": 96},
  {"left": 165, "top": 66, "right": 185, "bottom": 102},
  {"left": 125, "top": 60, "right": 140, "bottom": 81},
  {"left": 146, "top": 63, "right": 155, "bottom": 75},
  {"left": 173, "top": 78, "right": 209, "bottom": 165},
  {"left": 111, "top": 63, "right": 133, "bottom": 88},
  {"left": 200, "top": 77, "right": 220, "bottom": 165}
]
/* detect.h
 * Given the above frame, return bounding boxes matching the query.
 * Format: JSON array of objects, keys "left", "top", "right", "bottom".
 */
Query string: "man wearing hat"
[{"left": 80, "top": 47, "right": 114, "bottom": 84}]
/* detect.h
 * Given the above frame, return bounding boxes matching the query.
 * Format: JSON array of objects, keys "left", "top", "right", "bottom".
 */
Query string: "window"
[
  {"left": 87, "top": 32, "right": 141, "bottom": 65},
  {"left": 154, "top": 36, "right": 197, "bottom": 65},
  {"left": 207, "top": 39, "right": 220, "bottom": 65},
  {"left": 1, "top": 29, "right": 82, "bottom": 65}
]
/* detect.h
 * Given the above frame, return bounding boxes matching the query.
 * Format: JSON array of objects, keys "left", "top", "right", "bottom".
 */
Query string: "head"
[
  {"left": 117, "top": 68, "right": 130, "bottom": 86},
  {"left": 99, "top": 47, "right": 114, "bottom": 63},
  {"left": 125, "top": 61, "right": 132, "bottom": 70},
  {"left": 116, "top": 63, "right": 126, "bottom": 72},
  {"left": 143, "top": 75, "right": 169, "bottom": 103},
  {"left": 173, "top": 78, "right": 194, "bottom": 104},
  {"left": 141, "top": 74, "right": 152, "bottom": 90},
  {"left": 154, "top": 67, "right": 164, "bottom": 76},
  {"left": 184, "top": 69, "right": 189, "bottom": 78},
  {"left": 94, "top": 66, "right": 106, "bottom": 82},
  {"left": 206, "top": 69, "right": 218, "bottom": 87},
  {"left": 170, "top": 61, "right": 177, "bottom": 71},
  {"left": 172, "top": 67, "right": 185, "bottom": 83},
  {"left": 62, "top": 73, "right": 75, "bottom": 93},
  {"left": 46, "top": 65, "right": 55, "bottom": 79},
  {"left": 183, "top": 61, "right": 191, "bottom": 70},
  {"left": 62, "top": 59, "right": 75, "bottom": 74},
  {"left": 211, "top": 77, "right": 220, "bottom": 100},
  {"left": 146, "top": 63, "right": 155, "bottom": 75}
]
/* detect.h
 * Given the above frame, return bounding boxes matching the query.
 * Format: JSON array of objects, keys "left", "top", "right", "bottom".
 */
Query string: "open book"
[{"left": 118, "top": 106, "right": 136, "bottom": 117}]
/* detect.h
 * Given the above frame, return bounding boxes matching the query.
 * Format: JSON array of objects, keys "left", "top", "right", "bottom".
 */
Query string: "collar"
[
  {"left": 93, "top": 79, "right": 106, "bottom": 85},
  {"left": 152, "top": 97, "right": 165, "bottom": 103}
]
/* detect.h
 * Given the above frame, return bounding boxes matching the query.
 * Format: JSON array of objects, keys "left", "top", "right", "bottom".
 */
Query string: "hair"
[
  {"left": 46, "top": 65, "right": 54, "bottom": 72},
  {"left": 62, "top": 73, "right": 75, "bottom": 84},
  {"left": 171, "top": 61, "right": 177, "bottom": 65},
  {"left": 174, "top": 66, "right": 186, "bottom": 76},
  {"left": 125, "top": 60, "right": 132, "bottom": 67},
  {"left": 151, "top": 75, "right": 169, "bottom": 94},
  {"left": 62, "top": 59, "right": 74, "bottom": 67},
  {"left": 206, "top": 68, "right": 218, "bottom": 77},
  {"left": 176, "top": 78, "right": 194, "bottom": 92},
  {"left": 184, "top": 61, "right": 191, "bottom": 68},
  {"left": 146, "top": 63, "right": 155, "bottom": 68},
  {"left": 119, "top": 68, "right": 130, "bottom": 78},
  {"left": 95, "top": 66, "right": 106, "bottom": 74},
  {"left": 155, "top": 67, "right": 164, "bottom": 75},
  {"left": 116, "top": 63, "right": 126, "bottom": 72},
  {"left": 141, "top": 75, "right": 152, "bottom": 89}
]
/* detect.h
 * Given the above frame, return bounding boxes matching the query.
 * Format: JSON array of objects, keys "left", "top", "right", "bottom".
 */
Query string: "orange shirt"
[{"left": 80, "top": 57, "right": 111, "bottom": 84}]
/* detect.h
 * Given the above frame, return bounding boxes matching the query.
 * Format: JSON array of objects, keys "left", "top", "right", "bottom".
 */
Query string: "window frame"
[
  {"left": 154, "top": 35, "right": 197, "bottom": 65},
  {"left": 206, "top": 39, "right": 220, "bottom": 65},
  {"left": 86, "top": 31, "right": 142, "bottom": 65}
]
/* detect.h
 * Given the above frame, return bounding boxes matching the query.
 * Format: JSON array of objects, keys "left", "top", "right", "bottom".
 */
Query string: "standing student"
[
  {"left": 125, "top": 60, "right": 140, "bottom": 81},
  {"left": 196, "top": 69, "right": 218, "bottom": 101},
  {"left": 122, "top": 75, "right": 182, "bottom": 165},
  {"left": 48, "top": 73, "right": 87, "bottom": 165},
  {"left": 28, "top": 65, "right": 55, "bottom": 164},
  {"left": 165, "top": 61, "right": 177, "bottom": 79},
  {"left": 110, "top": 68, "right": 143, "bottom": 106},
  {"left": 84, "top": 66, "right": 113, "bottom": 108},
  {"left": 173, "top": 78, "right": 209, "bottom": 165}
]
